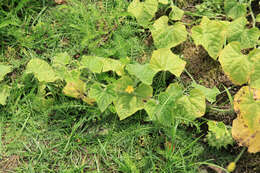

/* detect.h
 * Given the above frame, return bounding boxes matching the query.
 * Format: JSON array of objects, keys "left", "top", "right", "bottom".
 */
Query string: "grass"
[{"left": 0, "top": 0, "right": 241, "bottom": 172}]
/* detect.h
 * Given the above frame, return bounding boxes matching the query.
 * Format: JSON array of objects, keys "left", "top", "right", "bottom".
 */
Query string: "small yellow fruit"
[
  {"left": 125, "top": 85, "right": 134, "bottom": 94},
  {"left": 227, "top": 162, "right": 236, "bottom": 172}
]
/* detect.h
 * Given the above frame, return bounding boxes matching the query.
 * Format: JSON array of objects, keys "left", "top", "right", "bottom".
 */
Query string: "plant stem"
[
  {"left": 184, "top": 68, "right": 196, "bottom": 84},
  {"left": 234, "top": 147, "right": 247, "bottom": 163},
  {"left": 248, "top": 0, "right": 256, "bottom": 28}
]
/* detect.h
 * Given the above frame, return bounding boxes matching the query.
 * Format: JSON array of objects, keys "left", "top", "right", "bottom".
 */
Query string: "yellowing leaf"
[
  {"left": 26, "top": 58, "right": 59, "bottom": 83},
  {"left": 151, "top": 16, "right": 187, "bottom": 49},
  {"left": 150, "top": 48, "right": 186, "bottom": 77},
  {"left": 191, "top": 16, "right": 227, "bottom": 59},
  {"left": 232, "top": 86, "right": 260, "bottom": 153},
  {"left": 63, "top": 79, "right": 94, "bottom": 105},
  {"left": 0, "top": 64, "right": 12, "bottom": 82},
  {"left": 128, "top": 0, "right": 158, "bottom": 28},
  {"left": 232, "top": 117, "right": 260, "bottom": 153},
  {"left": 234, "top": 86, "right": 260, "bottom": 130}
]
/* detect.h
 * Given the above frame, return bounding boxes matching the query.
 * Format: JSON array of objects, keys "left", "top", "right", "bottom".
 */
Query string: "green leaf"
[
  {"left": 191, "top": 83, "right": 220, "bottom": 103},
  {"left": 52, "top": 52, "right": 71, "bottom": 67},
  {"left": 0, "top": 64, "right": 12, "bottom": 82},
  {"left": 0, "top": 85, "right": 11, "bottom": 105},
  {"left": 126, "top": 63, "right": 157, "bottom": 85},
  {"left": 26, "top": 58, "right": 59, "bottom": 83},
  {"left": 191, "top": 16, "right": 227, "bottom": 59},
  {"left": 151, "top": 16, "right": 187, "bottom": 49},
  {"left": 256, "top": 14, "right": 260, "bottom": 22},
  {"left": 158, "top": 0, "right": 168, "bottom": 4},
  {"left": 128, "top": 0, "right": 158, "bottom": 28},
  {"left": 219, "top": 42, "right": 255, "bottom": 85},
  {"left": 207, "top": 120, "right": 233, "bottom": 149},
  {"left": 227, "top": 17, "right": 260, "bottom": 49},
  {"left": 144, "top": 83, "right": 183, "bottom": 126},
  {"left": 176, "top": 88, "right": 206, "bottom": 120},
  {"left": 89, "top": 83, "right": 116, "bottom": 112},
  {"left": 248, "top": 49, "right": 260, "bottom": 89},
  {"left": 224, "top": 0, "right": 247, "bottom": 19},
  {"left": 169, "top": 5, "right": 184, "bottom": 21},
  {"left": 102, "top": 58, "right": 125, "bottom": 76},
  {"left": 150, "top": 48, "right": 186, "bottom": 77},
  {"left": 81, "top": 56, "right": 103, "bottom": 73},
  {"left": 113, "top": 76, "right": 153, "bottom": 120},
  {"left": 81, "top": 56, "right": 124, "bottom": 75}
]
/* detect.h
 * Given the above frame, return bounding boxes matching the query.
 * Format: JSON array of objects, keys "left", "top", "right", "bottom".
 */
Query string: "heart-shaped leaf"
[
  {"left": 219, "top": 42, "right": 259, "bottom": 86},
  {"left": 0, "top": 85, "right": 11, "bottom": 105},
  {"left": 128, "top": 0, "right": 158, "bottom": 28},
  {"left": 150, "top": 48, "right": 186, "bottom": 77},
  {"left": 0, "top": 64, "right": 12, "bottom": 82},
  {"left": 145, "top": 83, "right": 183, "bottom": 126},
  {"left": 113, "top": 76, "right": 153, "bottom": 120},
  {"left": 227, "top": 17, "right": 260, "bottom": 49},
  {"left": 224, "top": 0, "right": 247, "bottom": 19},
  {"left": 151, "top": 16, "right": 187, "bottom": 49},
  {"left": 191, "top": 16, "right": 227, "bottom": 59},
  {"left": 26, "top": 58, "right": 59, "bottom": 83},
  {"left": 81, "top": 56, "right": 124, "bottom": 75},
  {"left": 126, "top": 63, "right": 157, "bottom": 85},
  {"left": 89, "top": 83, "right": 116, "bottom": 112}
]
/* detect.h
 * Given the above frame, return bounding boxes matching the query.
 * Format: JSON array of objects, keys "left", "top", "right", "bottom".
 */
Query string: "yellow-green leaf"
[
  {"left": 128, "top": 0, "right": 158, "bottom": 28},
  {"left": 26, "top": 58, "right": 59, "bottom": 83},
  {"left": 224, "top": 0, "right": 247, "bottom": 19},
  {"left": 0, "top": 64, "right": 12, "bottom": 82},
  {"left": 126, "top": 63, "right": 157, "bottom": 85},
  {"left": 219, "top": 42, "right": 252, "bottom": 85},
  {"left": 219, "top": 42, "right": 259, "bottom": 86},
  {"left": 150, "top": 48, "right": 186, "bottom": 77},
  {"left": 151, "top": 16, "right": 187, "bottom": 49},
  {"left": 169, "top": 5, "right": 184, "bottom": 21},
  {"left": 52, "top": 52, "right": 71, "bottom": 67},
  {"left": 81, "top": 56, "right": 124, "bottom": 75},
  {"left": 113, "top": 76, "right": 153, "bottom": 120},
  {"left": 227, "top": 17, "right": 260, "bottom": 49},
  {"left": 191, "top": 16, "right": 227, "bottom": 59},
  {"left": 176, "top": 88, "right": 206, "bottom": 120},
  {"left": 89, "top": 83, "right": 116, "bottom": 112},
  {"left": 0, "top": 85, "right": 11, "bottom": 105},
  {"left": 144, "top": 83, "right": 183, "bottom": 126}
]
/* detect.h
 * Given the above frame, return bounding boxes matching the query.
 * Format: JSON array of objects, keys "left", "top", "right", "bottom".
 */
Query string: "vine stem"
[
  {"left": 248, "top": 0, "right": 256, "bottom": 28},
  {"left": 234, "top": 147, "right": 247, "bottom": 163},
  {"left": 184, "top": 68, "right": 196, "bottom": 84}
]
